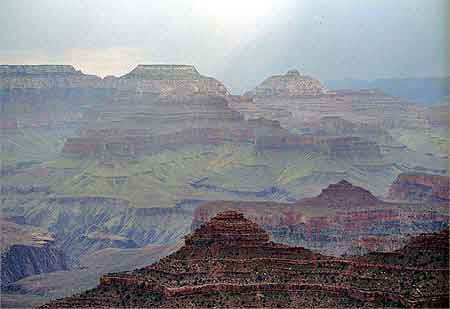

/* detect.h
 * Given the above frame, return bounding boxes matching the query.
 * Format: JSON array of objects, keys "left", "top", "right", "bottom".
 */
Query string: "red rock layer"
[
  {"left": 42, "top": 211, "right": 449, "bottom": 308},
  {"left": 389, "top": 172, "right": 449, "bottom": 202},
  {"left": 305, "top": 179, "right": 380, "bottom": 207}
]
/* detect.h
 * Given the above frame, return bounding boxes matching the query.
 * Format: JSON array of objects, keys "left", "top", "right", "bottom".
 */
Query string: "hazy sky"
[{"left": 1, "top": 0, "right": 448, "bottom": 93}]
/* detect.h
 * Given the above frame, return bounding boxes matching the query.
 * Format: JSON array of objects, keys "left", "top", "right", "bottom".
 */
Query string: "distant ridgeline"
[
  {"left": 325, "top": 77, "right": 450, "bottom": 105},
  {"left": 0, "top": 64, "right": 227, "bottom": 96},
  {"left": 0, "top": 64, "right": 440, "bottom": 161},
  {"left": 0, "top": 65, "right": 373, "bottom": 159},
  {"left": 0, "top": 64, "right": 228, "bottom": 131}
]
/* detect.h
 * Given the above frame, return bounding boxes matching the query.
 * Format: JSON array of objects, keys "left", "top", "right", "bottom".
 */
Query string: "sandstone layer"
[
  {"left": 42, "top": 211, "right": 449, "bottom": 308},
  {"left": 192, "top": 181, "right": 449, "bottom": 255}
]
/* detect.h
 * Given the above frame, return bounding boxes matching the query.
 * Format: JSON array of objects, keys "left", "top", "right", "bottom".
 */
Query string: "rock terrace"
[{"left": 42, "top": 211, "right": 449, "bottom": 308}]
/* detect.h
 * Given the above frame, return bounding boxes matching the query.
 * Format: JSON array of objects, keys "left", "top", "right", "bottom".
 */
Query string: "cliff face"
[
  {"left": 1, "top": 244, "right": 67, "bottom": 286},
  {"left": 254, "top": 133, "right": 382, "bottom": 160},
  {"left": 42, "top": 212, "right": 449, "bottom": 308},
  {"left": 191, "top": 181, "right": 449, "bottom": 256},
  {"left": 22, "top": 198, "right": 194, "bottom": 260},
  {"left": 1, "top": 219, "right": 68, "bottom": 286},
  {"left": 0, "top": 65, "right": 103, "bottom": 89},
  {"left": 388, "top": 172, "right": 449, "bottom": 203},
  {"left": 233, "top": 76, "right": 427, "bottom": 131}
]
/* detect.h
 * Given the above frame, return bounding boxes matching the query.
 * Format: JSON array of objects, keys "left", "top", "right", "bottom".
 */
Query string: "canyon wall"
[
  {"left": 191, "top": 181, "right": 448, "bottom": 255},
  {"left": 1, "top": 219, "right": 68, "bottom": 286},
  {"left": 41, "top": 212, "right": 449, "bottom": 308},
  {"left": 388, "top": 172, "right": 449, "bottom": 203}
]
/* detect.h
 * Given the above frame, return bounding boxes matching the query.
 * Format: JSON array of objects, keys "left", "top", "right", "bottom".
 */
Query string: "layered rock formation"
[
  {"left": 388, "top": 172, "right": 449, "bottom": 203},
  {"left": 245, "top": 69, "right": 328, "bottom": 98},
  {"left": 42, "top": 212, "right": 449, "bottom": 308},
  {"left": 60, "top": 94, "right": 289, "bottom": 157},
  {"left": 0, "top": 65, "right": 103, "bottom": 89},
  {"left": 255, "top": 133, "right": 382, "bottom": 160},
  {"left": 231, "top": 70, "right": 448, "bottom": 182},
  {"left": 0, "top": 64, "right": 227, "bottom": 96},
  {"left": 303, "top": 116, "right": 395, "bottom": 146},
  {"left": 356, "top": 228, "right": 449, "bottom": 269},
  {"left": 111, "top": 64, "right": 228, "bottom": 96},
  {"left": 233, "top": 77, "right": 427, "bottom": 131},
  {"left": 1, "top": 218, "right": 68, "bottom": 286},
  {"left": 62, "top": 91, "right": 381, "bottom": 159},
  {"left": 302, "top": 180, "right": 379, "bottom": 208},
  {"left": 0, "top": 64, "right": 227, "bottom": 135},
  {"left": 192, "top": 181, "right": 449, "bottom": 255}
]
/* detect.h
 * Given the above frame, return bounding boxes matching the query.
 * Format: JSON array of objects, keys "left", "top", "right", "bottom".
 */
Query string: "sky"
[{"left": 0, "top": 0, "right": 448, "bottom": 94}]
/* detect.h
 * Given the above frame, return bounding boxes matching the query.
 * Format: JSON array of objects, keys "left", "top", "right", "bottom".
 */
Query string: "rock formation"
[
  {"left": 1, "top": 218, "right": 68, "bottom": 286},
  {"left": 61, "top": 94, "right": 287, "bottom": 157},
  {"left": 246, "top": 69, "right": 328, "bottom": 98},
  {"left": 255, "top": 133, "right": 381, "bottom": 160},
  {"left": 192, "top": 181, "right": 449, "bottom": 255},
  {"left": 111, "top": 64, "right": 228, "bottom": 96},
  {"left": 0, "top": 64, "right": 228, "bottom": 96},
  {"left": 233, "top": 82, "right": 427, "bottom": 131},
  {"left": 305, "top": 179, "right": 380, "bottom": 208},
  {"left": 42, "top": 212, "right": 449, "bottom": 308},
  {"left": 0, "top": 65, "right": 103, "bottom": 89},
  {"left": 0, "top": 64, "right": 228, "bottom": 135},
  {"left": 356, "top": 228, "right": 449, "bottom": 269},
  {"left": 388, "top": 172, "right": 449, "bottom": 203}
]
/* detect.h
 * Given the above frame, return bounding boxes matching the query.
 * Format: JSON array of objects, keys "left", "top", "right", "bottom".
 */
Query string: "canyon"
[
  {"left": 192, "top": 180, "right": 449, "bottom": 255},
  {"left": 41, "top": 211, "right": 449, "bottom": 308},
  {"left": 1, "top": 217, "right": 68, "bottom": 287},
  {"left": 1, "top": 64, "right": 448, "bottom": 307}
]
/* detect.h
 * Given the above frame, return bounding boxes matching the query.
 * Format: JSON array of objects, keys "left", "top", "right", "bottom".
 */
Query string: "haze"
[{"left": 0, "top": 0, "right": 448, "bottom": 93}]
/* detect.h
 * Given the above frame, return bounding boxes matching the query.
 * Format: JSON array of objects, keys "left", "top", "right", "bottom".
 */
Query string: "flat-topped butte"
[
  {"left": 121, "top": 64, "right": 201, "bottom": 80},
  {"left": 0, "top": 65, "right": 80, "bottom": 75}
]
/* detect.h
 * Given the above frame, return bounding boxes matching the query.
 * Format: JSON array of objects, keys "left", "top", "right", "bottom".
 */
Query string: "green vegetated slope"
[
  {"left": 2, "top": 133, "right": 447, "bottom": 260},
  {"left": 0, "top": 127, "right": 72, "bottom": 168},
  {"left": 389, "top": 127, "right": 449, "bottom": 157},
  {"left": 39, "top": 142, "right": 408, "bottom": 205}
]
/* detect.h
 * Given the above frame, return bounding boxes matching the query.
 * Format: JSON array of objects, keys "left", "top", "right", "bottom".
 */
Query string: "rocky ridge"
[
  {"left": 1, "top": 218, "right": 68, "bottom": 286},
  {"left": 0, "top": 65, "right": 103, "bottom": 89},
  {"left": 305, "top": 179, "right": 380, "bottom": 207},
  {"left": 388, "top": 172, "right": 449, "bottom": 203},
  {"left": 0, "top": 64, "right": 228, "bottom": 96},
  {"left": 245, "top": 69, "right": 328, "bottom": 98},
  {"left": 192, "top": 181, "right": 449, "bottom": 255},
  {"left": 42, "top": 211, "right": 449, "bottom": 308}
]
